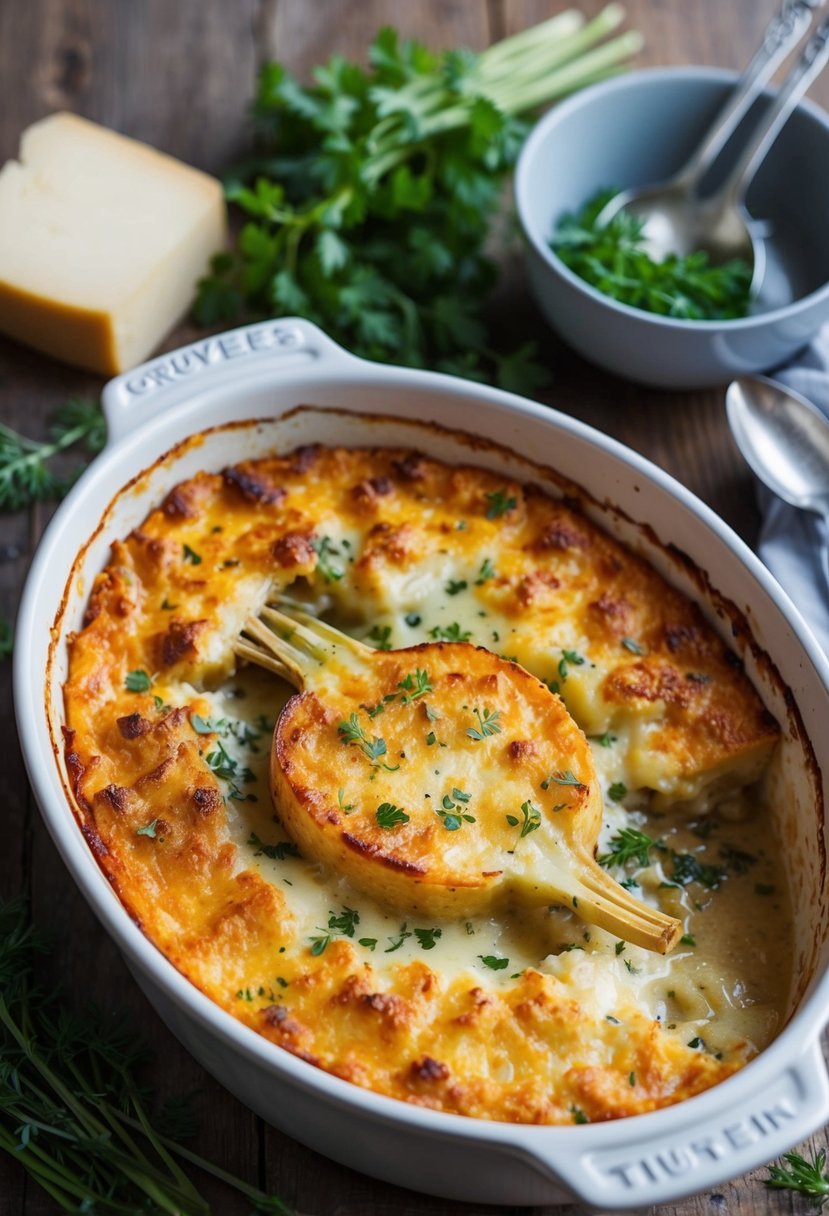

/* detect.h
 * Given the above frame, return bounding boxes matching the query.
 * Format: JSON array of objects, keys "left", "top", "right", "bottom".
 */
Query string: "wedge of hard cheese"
[{"left": 0, "top": 113, "right": 226, "bottom": 374}]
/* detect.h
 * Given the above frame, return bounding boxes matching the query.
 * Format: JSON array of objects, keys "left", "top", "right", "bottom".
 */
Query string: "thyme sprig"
[
  {"left": 0, "top": 399, "right": 105, "bottom": 511},
  {"left": 765, "top": 1148, "right": 829, "bottom": 1206},
  {"left": 0, "top": 899, "right": 292, "bottom": 1213}
]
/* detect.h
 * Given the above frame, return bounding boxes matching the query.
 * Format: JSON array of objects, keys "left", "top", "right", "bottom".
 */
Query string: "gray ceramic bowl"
[{"left": 515, "top": 67, "right": 829, "bottom": 389}]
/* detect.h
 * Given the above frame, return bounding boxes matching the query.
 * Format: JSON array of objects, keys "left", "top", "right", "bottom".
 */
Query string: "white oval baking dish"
[{"left": 14, "top": 318, "right": 829, "bottom": 1210}]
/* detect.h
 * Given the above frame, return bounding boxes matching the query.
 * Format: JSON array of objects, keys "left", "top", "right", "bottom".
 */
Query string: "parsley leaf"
[
  {"left": 376, "top": 802, "right": 410, "bottom": 829},
  {"left": 467, "top": 706, "right": 502, "bottom": 740},
  {"left": 478, "top": 954, "right": 509, "bottom": 971},
  {"left": 485, "top": 488, "right": 517, "bottom": 519},
  {"left": 598, "top": 828, "right": 655, "bottom": 869},
  {"left": 125, "top": 669, "right": 152, "bottom": 693},
  {"left": 429, "top": 621, "right": 472, "bottom": 643}
]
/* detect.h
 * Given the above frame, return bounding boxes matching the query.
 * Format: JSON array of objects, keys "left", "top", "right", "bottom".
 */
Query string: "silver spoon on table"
[
  {"left": 600, "top": 2, "right": 829, "bottom": 294},
  {"left": 726, "top": 374, "right": 829, "bottom": 590}
]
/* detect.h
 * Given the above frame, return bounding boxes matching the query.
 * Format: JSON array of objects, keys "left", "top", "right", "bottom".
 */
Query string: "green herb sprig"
[
  {"left": 551, "top": 188, "right": 752, "bottom": 320},
  {"left": 0, "top": 899, "right": 291, "bottom": 1213},
  {"left": 0, "top": 399, "right": 105, "bottom": 511},
  {"left": 195, "top": 13, "right": 640, "bottom": 391},
  {"left": 765, "top": 1148, "right": 829, "bottom": 1206}
]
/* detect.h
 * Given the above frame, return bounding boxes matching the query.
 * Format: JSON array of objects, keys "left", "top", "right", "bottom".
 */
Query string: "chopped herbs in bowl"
[
  {"left": 550, "top": 188, "right": 753, "bottom": 321},
  {"left": 514, "top": 67, "right": 829, "bottom": 387}
]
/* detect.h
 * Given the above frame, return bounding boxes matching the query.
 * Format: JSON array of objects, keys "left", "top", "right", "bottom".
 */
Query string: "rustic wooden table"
[{"left": 1, "top": 1, "right": 827, "bottom": 1212}]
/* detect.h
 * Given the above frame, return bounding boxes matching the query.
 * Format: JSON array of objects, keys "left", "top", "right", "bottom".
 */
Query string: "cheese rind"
[{"left": 0, "top": 112, "right": 227, "bottom": 374}]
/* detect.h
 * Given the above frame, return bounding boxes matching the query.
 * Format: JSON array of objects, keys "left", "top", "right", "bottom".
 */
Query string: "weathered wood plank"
[
  {"left": 0, "top": 1, "right": 262, "bottom": 1211},
  {"left": 0, "top": 0, "right": 825, "bottom": 1212}
]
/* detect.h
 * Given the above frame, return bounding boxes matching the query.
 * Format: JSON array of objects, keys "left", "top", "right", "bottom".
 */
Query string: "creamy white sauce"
[{"left": 191, "top": 582, "right": 792, "bottom": 1060}]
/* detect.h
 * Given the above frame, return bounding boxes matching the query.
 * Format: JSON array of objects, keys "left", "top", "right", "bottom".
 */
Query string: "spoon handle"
[
  {"left": 677, "top": 0, "right": 821, "bottom": 193},
  {"left": 817, "top": 507, "right": 829, "bottom": 602},
  {"left": 718, "top": 14, "right": 829, "bottom": 207}
]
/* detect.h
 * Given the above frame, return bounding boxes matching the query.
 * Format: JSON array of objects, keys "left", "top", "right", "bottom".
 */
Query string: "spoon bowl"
[
  {"left": 515, "top": 67, "right": 829, "bottom": 387},
  {"left": 598, "top": 7, "right": 829, "bottom": 295},
  {"left": 726, "top": 373, "right": 829, "bottom": 517}
]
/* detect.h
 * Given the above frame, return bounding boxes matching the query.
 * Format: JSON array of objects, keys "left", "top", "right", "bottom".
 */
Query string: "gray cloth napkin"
[{"left": 757, "top": 328, "right": 829, "bottom": 653}]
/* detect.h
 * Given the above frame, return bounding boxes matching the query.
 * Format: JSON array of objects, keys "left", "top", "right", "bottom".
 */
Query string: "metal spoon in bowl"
[
  {"left": 600, "top": 3, "right": 829, "bottom": 294},
  {"left": 726, "top": 373, "right": 829, "bottom": 590}
]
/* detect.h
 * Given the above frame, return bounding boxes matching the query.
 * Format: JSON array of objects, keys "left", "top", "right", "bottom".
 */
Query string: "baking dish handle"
[
  {"left": 101, "top": 318, "right": 359, "bottom": 445},
  {"left": 521, "top": 1038, "right": 829, "bottom": 1211}
]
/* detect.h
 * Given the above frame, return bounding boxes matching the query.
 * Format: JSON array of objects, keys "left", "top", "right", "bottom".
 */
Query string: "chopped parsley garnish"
[
  {"left": 247, "top": 832, "right": 299, "bottom": 861},
  {"left": 558, "top": 648, "right": 585, "bottom": 681},
  {"left": 543, "top": 769, "right": 585, "bottom": 789},
  {"left": 445, "top": 578, "right": 468, "bottom": 596},
  {"left": 367, "top": 623, "right": 393, "bottom": 650},
  {"left": 467, "top": 706, "right": 502, "bottom": 740},
  {"left": 337, "top": 788, "right": 355, "bottom": 814},
  {"left": 607, "top": 781, "right": 627, "bottom": 803},
  {"left": 478, "top": 954, "right": 509, "bottom": 971},
  {"left": 615, "top": 941, "right": 625, "bottom": 956},
  {"left": 398, "top": 668, "right": 432, "bottom": 702},
  {"left": 311, "top": 535, "right": 344, "bottom": 582},
  {"left": 182, "top": 543, "right": 202, "bottom": 565},
  {"left": 505, "top": 799, "right": 541, "bottom": 838},
  {"left": 414, "top": 927, "right": 442, "bottom": 950},
  {"left": 125, "top": 669, "right": 152, "bottom": 693},
  {"left": 366, "top": 692, "right": 397, "bottom": 718},
  {"left": 429, "top": 621, "right": 472, "bottom": 643},
  {"left": 485, "top": 488, "right": 517, "bottom": 519},
  {"left": 719, "top": 844, "right": 757, "bottom": 874},
  {"left": 191, "top": 713, "right": 221, "bottom": 735},
  {"left": 309, "top": 906, "right": 360, "bottom": 955},
  {"left": 687, "top": 1037, "right": 703, "bottom": 1049},
  {"left": 621, "top": 637, "right": 646, "bottom": 655},
  {"left": 598, "top": 828, "right": 655, "bottom": 869},
  {"left": 375, "top": 802, "right": 410, "bottom": 829},
  {"left": 385, "top": 924, "right": 412, "bottom": 953},
  {"left": 205, "top": 739, "right": 256, "bottom": 802},
  {"left": 570, "top": 1105, "right": 589, "bottom": 1124},
  {"left": 475, "top": 557, "right": 496, "bottom": 584},
  {"left": 550, "top": 188, "right": 752, "bottom": 321},
  {"left": 135, "top": 820, "right": 158, "bottom": 839},
  {"left": 437, "top": 788, "right": 475, "bottom": 830},
  {"left": 425, "top": 731, "right": 437, "bottom": 747},
  {"left": 328, "top": 907, "right": 360, "bottom": 937},
  {"left": 337, "top": 714, "right": 399, "bottom": 770},
  {"left": 160, "top": 596, "right": 177, "bottom": 610},
  {"left": 669, "top": 850, "right": 725, "bottom": 889},
  {"left": 404, "top": 612, "right": 422, "bottom": 627},
  {"left": 359, "top": 938, "right": 378, "bottom": 951},
  {"left": 680, "top": 933, "right": 696, "bottom": 947},
  {"left": 589, "top": 731, "right": 617, "bottom": 748}
]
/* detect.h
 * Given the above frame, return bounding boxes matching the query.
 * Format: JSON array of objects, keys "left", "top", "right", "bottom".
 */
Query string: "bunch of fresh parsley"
[
  {"left": 195, "top": 9, "right": 641, "bottom": 392},
  {"left": 551, "top": 187, "right": 753, "bottom": 320}
]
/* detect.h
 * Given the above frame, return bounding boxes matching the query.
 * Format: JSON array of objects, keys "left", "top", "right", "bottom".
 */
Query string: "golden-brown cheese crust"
[{"left": 63, "top": 444, "right": 772, "bottom": 1123}]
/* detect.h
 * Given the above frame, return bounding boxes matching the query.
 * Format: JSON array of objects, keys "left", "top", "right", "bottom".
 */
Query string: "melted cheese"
[{"left": 62, "top": 444, "right": 792, "bottom": 1124}]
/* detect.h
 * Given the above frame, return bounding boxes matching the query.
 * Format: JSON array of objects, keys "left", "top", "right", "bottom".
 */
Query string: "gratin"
[{"left": 63, "top": 443, "right": 791, "bottom": 1124}]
